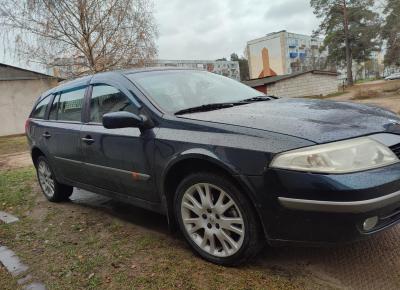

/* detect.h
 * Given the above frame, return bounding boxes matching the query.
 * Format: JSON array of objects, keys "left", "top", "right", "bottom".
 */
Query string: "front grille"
[{"left": 390, "top": 143, "right": 400, "bottom": 158}]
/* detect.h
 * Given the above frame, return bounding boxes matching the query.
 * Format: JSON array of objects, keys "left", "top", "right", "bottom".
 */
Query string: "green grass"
[
  {"left": 0, "top": 167, "right": 336, "bottom": 290},
  {"left": 326, "top": 91, "right": 347, "bottom": 97},
  {"left": 0, "top": 167, "right": 36, "bottom": 215},
  {"left": 0, "top": 135, "right": 28, "bottom": 155},
  {"left": 302, "top": 91, "right": 347, "bottom": 99},
  {"left": 0, "top": 265, "right": 20, "bottom": 290},
  {"left": 355, "top": 77, "right": 381, "bottom": 84}
]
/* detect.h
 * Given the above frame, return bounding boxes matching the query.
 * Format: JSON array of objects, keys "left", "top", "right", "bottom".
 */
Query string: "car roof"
[
  {"left": 38, "top": 67, "right": 198, "bottom": 101},
  {"left": 121, "top": 66, "right": 195, "bottom": 75}
]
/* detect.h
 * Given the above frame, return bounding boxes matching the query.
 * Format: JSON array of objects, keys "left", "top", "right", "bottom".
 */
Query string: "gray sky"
[
  {"left": 1, "top": 0, "right": 319, "bottom": 71},
  {"left": 154, "top": 0, "right": 319, "bottom": 60}
]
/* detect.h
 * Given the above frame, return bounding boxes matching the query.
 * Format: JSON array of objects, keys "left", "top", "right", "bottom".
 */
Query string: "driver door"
[{"left": 80, "top": 76, "right": 158, "bottom": 202}]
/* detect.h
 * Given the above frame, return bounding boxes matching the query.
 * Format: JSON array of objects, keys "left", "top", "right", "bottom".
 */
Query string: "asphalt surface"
[{"left": 70, "top": 188, "right": 400, "bottom": 290}]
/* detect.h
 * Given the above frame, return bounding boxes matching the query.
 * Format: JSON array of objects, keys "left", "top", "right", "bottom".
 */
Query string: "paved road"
[{"left": 70, "top": 188, "right": 400, "bottom": 290}]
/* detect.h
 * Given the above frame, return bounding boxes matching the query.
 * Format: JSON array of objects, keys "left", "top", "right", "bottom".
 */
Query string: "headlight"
[{"left": 270, "top": 137, "right": 399, "bottom": 173}]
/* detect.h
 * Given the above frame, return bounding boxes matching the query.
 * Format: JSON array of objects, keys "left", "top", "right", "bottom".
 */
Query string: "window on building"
[
  {"left": 57, "top": 87, "right": 86, "bottom": 122},
  {"left": 89, "top": 85, "right": 138, "bottom": 123},
  {"left": 31, "top": 95, "right": 51, "bottom": 119}
]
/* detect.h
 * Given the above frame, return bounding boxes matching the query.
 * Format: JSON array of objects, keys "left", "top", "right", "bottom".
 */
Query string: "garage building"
[
  {"left": 0, "top": 63, "right": 61, "bottom": 136},
  {"left": 243, "top": 70, "right": 339, "bottom": 98}
]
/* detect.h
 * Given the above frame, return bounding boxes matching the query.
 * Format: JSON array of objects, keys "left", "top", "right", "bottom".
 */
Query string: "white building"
[
  {"left": 145, "top": 60, "right": 241, "bottom": 80},
  {"left": 48, "top": 58, "right": 241, "bottom": 81},
  {"left": 246, "top": 31, "right": 327, "bottom": 79}
]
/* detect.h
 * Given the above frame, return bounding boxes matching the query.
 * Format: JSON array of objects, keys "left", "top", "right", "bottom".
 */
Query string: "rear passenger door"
[
  {"left": 80, "top": 78, "right": 158, "bottom": 202},
  {"left": 45, "top": 86, "right": 87, "bottom": 184},
  {"left": 28, "top": 94, "right": 53, "bottom": 157}
]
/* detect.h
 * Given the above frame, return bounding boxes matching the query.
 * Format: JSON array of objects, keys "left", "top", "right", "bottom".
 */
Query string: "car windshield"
[{"left": 128, "top": 70, "right": 265, "bottom": 113}]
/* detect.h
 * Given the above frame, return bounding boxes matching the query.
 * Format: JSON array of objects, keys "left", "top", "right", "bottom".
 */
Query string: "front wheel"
[
  {"left": 175, "top": 172, "right": 264, "bottom": 265},
  {"left": 36, "top": 156, "right": 73, "bottom": 202}
]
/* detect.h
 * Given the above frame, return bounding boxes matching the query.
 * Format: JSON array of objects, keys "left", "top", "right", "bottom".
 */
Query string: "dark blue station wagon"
[{"left": 26, "top": 68, "right": 400, "bottom": 265}]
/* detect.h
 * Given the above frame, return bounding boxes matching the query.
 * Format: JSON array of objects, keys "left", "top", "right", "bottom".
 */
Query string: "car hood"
[{"left": 180, "top": 98, "right": 400, "bottom": 143}]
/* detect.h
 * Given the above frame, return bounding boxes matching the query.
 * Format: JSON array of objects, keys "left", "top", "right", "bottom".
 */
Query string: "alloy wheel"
[
  {"left": 37, "top": 160, "right": 55, "bottom": 198},
  {"left": 180, "top": 183, "right": 245, "bottom": 257}
]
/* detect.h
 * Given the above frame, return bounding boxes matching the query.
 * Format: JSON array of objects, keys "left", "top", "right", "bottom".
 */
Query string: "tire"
[
  {"left": 35, "top": 156, "right": 73, "bottom": 202},
  {"left": 174, "top": 172, "right": 264, "bottom": 266}
]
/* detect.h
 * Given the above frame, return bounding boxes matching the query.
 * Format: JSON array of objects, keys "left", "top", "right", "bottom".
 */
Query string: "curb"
[
  {"left": 0, "top": 211, "right": 19, "bottom": 224},
  {"left": 0, "top": 211, "right": 46, "bottom": 290}
]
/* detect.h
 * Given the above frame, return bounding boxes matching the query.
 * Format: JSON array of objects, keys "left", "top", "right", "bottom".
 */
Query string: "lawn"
[
  {"left": 0, "top": 167, "right": 333, "bottom": 290},
  {"left": 0, "top": 135, "right": 28, "bottom": 155}
]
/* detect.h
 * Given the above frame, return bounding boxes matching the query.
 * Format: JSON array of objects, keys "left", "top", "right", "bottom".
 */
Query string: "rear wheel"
[
  {"left": 175, "top": 172, "right": 264, "bottom": 265},
  {"left": 36, "top": 156, "right": 73, "bottom": 202}
]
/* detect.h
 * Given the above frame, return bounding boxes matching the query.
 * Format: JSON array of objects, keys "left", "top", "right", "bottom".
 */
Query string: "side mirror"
[{"left": 102, "top": 111, "right": 153, "bottom": 129}]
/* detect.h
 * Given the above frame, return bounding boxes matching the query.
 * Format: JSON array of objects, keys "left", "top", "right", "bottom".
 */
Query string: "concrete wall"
[
  {"left": 267, "top": 73, "right": 338, "bottom": 98},
  {"left": 0, "top": 79, "right": 58, "bottom": 136}
]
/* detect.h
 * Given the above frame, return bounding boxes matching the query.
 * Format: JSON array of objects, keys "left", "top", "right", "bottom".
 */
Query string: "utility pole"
[{"left": 342, "top": 0, "right": 353, "bottom": 85}]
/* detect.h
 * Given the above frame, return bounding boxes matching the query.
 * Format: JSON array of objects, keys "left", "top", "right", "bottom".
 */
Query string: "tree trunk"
[{"left": 343, "top": 0, "right": 353, "bottom": 85}]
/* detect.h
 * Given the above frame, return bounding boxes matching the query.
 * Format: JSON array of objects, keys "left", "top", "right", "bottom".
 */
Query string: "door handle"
[
  {"left": 81, "top": 136, "right": 94, "bottom": 144},
  {"left": 42, "top": 132, "right": 51, "bottom": 138}
]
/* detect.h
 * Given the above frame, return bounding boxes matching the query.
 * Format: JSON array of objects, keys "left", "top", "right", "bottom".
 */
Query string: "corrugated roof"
[{"left": 243, "top": 70, "right": 338, "bottom": 87}]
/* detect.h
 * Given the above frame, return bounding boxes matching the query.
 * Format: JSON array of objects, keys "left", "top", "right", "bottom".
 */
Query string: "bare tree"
[{"left": 0, "top": 0, "right": 158, "bottom": 78}]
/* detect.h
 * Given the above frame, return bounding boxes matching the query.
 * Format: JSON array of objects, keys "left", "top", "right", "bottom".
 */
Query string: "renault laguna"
[{"left": 26, "top": 68, "right": 400, "bottom": 265}]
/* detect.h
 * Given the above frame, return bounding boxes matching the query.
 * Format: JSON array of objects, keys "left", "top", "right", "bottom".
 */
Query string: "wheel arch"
[
  {"left": 31, "top": 146, "right": 46, "bottom": 167},
  {"left": 161, "top": 150, "right": 267, "bottom": 237}
]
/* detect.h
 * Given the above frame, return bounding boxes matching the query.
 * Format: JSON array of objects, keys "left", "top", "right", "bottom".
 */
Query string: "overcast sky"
[
  {"left": 0, "top": 0, "right": 319, "bottom": 71},
  {"left": 153, "top": 0, "right": 319, "bottom": 60}
]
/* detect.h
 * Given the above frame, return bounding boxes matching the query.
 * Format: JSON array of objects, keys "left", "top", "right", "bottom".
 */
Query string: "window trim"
[
  {"left": 51, "top": 86, "right": 88, "bottom": 123},
  {"left": 85, "top": 83, "right": 139, "bottom": 125},
  {"left": 48, "top": 93, "right": 60, "bottom": 121},
  {"left": 30, "top": 94, "right": 53, "bottom": 120}
]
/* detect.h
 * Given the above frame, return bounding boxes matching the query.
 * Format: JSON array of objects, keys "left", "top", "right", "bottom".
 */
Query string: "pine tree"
[
  {"left": 382, "top": 0, "right": 400, "bottom": 67},
  {"left": 310, "top": 0, "right": 381, "bottom": 85}
]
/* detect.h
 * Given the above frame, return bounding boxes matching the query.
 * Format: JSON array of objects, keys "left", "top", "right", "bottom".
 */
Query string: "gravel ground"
[
  {"left": 329, "top": 79, "right": 400, "bottom": 113},
  {"left": 70, "top": 189, "right": 400, "bottom": 289},
  {"left": 0, "top": 152, "right": 32, "bottom": 170}
]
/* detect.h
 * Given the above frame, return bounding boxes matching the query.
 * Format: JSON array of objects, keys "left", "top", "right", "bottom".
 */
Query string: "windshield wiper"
[
  {"left": 174, "top": 96, "right": 276, "bottom": 115},
  {"left": 239, "top": 96, "right": 274, "bottom": 102},
  {"left": 175, "top": 102, "right": 239, "bottom": 115}
]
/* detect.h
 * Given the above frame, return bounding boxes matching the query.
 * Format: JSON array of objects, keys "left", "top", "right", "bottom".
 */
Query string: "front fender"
[{"left": 162, "top": 147, "right": 239, "bottom": 182}]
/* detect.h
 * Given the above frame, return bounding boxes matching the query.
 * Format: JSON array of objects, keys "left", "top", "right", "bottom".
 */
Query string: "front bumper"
[
  {"left": 278, "top": 190, "right": 400, "bottom": 213},
  {"left": 248, "top": 162, "right": 400, "bottom": 245},
  {"left": 272, "top": 194, "right": 400, "bottom": 245}
]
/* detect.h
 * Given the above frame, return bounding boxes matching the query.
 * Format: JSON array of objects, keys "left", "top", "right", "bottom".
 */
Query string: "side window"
[
  {"left": 90, "top": 85, "right": 138, "bottom": 123},
  {"left": 57, "top": 87, "right": 86, "bottom": 122},
  {"left": 31, "top": 95, "right": 51, "bottom": 119},
  {"left": 49, "top": 94, "right": 60, "bottom": 120}
]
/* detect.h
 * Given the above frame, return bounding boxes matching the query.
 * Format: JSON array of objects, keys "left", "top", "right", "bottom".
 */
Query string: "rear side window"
[
  {"left": 31, "top": 95, "right": 51, "bottom": 119},
  {"left": 90, "top": 85, "right": 138, "bottom": 123},
  {"left": 57, "top": 87, "right": 86, "bottom": 122}
]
